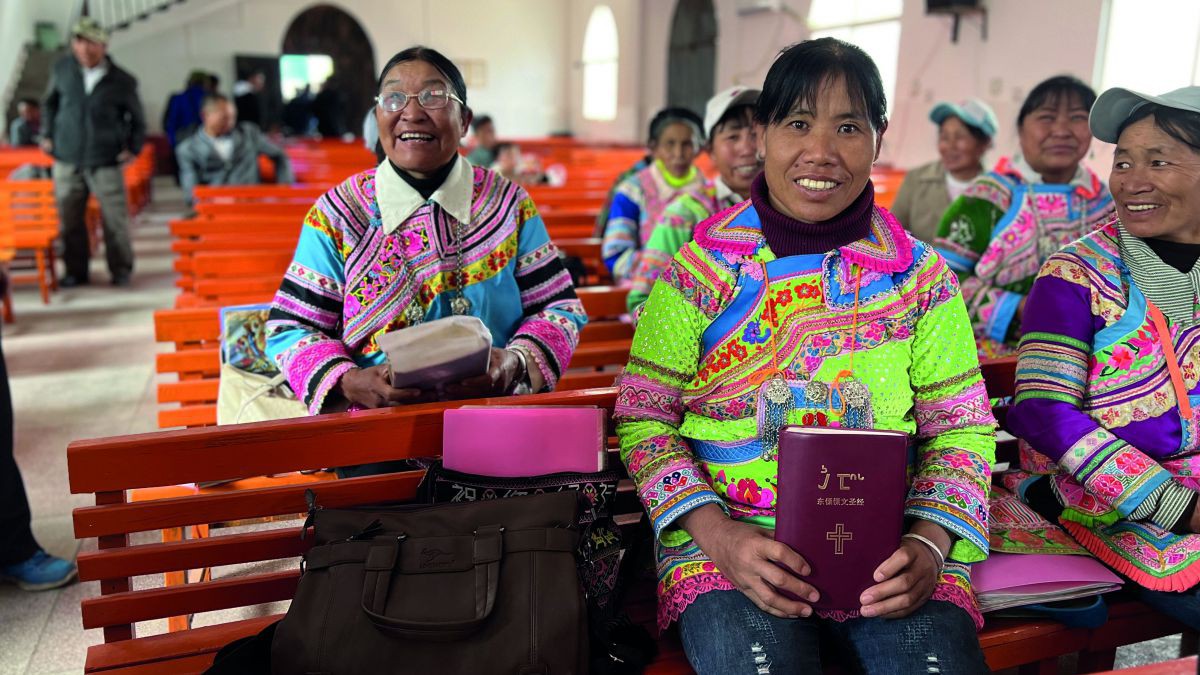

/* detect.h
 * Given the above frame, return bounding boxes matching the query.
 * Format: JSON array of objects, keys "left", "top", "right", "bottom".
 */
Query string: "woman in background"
[
  {"left": 891, "top": 98, "right": 996, "bottom": 242},
  {"left": 934, "top": 76, "right": 1114, "bottom": 357},
  {"left": 601, "top": 107, "right": 708, "bottom": 282}
]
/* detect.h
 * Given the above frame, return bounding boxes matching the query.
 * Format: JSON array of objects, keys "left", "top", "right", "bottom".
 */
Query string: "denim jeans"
[
  {"left": 1137, "top": 585, "right": 1200, "bottom": 631},
  {"left": 677, "top": 589, "right": 988, "bottom": 675}
]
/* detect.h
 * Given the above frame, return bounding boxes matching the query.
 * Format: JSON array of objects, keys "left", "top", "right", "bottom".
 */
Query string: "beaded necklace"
[{"left": 748, "top": 260, "right": 865, "bottom": 459}]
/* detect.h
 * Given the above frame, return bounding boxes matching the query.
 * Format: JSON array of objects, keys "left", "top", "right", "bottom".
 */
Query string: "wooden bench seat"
[{"left": 69, "top": 359, "right": 1189, "bottom": 674}]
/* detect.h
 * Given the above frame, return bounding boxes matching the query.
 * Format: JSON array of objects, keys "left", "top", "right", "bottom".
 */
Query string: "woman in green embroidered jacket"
[
  {"left": 1010, "top": 86, "right": 1200, "bottom": 629},
  {"left": 615, "top": 38, "right": 994, "bottom": 674},
  {"left": 627, "top": 86, "right": 763, "bottom": 315},
  {"left": 934, "top": 76, "right": 1115, "bottom": 358}
]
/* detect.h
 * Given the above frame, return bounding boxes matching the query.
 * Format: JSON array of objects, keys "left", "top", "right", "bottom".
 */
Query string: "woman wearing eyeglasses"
[{"left": 266, "top": 47, "right": 587, "bottom": 424}]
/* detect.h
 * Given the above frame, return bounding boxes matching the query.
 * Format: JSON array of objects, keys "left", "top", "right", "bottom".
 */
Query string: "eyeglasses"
[{"left": 375, "top": 88, "right": 464, "bottom": 113}]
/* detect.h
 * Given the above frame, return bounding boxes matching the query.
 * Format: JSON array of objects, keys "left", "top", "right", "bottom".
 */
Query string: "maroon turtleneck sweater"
[{"left": 750, "top": 173, "right": 875, "bottom": 257}]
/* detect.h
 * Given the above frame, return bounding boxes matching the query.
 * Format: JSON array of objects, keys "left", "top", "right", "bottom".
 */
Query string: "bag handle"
[
  {"left": 1147, "top": 301, "right": 1193, "bottom": 421},
  {"left": 359, "top": 524, "right": 503, "bottom": 641}
]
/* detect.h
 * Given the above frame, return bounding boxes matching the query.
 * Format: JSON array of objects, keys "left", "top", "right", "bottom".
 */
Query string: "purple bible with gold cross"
[{"left": 774, "top": 425, "right": 908, "bottom": 611}]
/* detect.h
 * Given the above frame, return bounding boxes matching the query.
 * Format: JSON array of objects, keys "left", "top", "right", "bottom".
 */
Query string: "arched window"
[
  {"left": 808, "top": 0, "right": 903, "bottom": 114},
  {"left": 582, "top": 5, "right": 620, "bottom": 121},
  {"left": 1098, "top": 0, "right": 1200, "bottom": 93}
]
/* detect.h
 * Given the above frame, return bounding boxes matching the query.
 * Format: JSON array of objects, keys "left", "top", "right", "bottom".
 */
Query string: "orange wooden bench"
[
  {"left": 68, "top": 358, "right": 1189, "bottom": 674},
  {"left": 0, "top": 180, "right": 59, "bottom": 304},
  {"left": 154, "top": 286, "right": 633, "bottom": 428}
]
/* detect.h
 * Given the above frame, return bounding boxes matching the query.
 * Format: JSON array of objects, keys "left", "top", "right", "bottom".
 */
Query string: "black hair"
[
  {"left": 710, "top": 103, "right": 756, "bottom": 138},
  {"left": 1017, "top": 75, "right": 1096, "bottom": 128},
  {"left": 492, "top": 142, "right": 516, "bottom": 155},
  {"left": 377, "top": 46, "right": 467, "bottom": 108},
  {"left": 472, "top": 115, "right": 494, "bottom": 132},
  {"left": 647, "top": 107, "right": 704, "bottom": 145},
  {"left": 17, "top": 97, "right": 38, "bottom": 107},
  {"left": 1118, "top": 103, "right": 1200, "bottom": 153},
  {"left": 201, "top": 93, "right": 230, "bottom": 109},
  {"left": 939, "top": 115, "right": 991, "bottom": 144},
  {"left": 755, "top": 38, "right": 888, "bottom": 132}
]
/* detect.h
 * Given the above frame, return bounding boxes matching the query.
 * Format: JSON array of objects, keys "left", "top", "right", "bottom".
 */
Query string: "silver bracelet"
[{"left": 901, "top": 533, "right": 946, "bottom": 570}]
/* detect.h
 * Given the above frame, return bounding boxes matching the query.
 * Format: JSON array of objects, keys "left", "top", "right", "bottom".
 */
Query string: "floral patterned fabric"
[
  {"left": 934, "top": 156, "right": 1115, "bottom": 356},
  {"left": 627, "top": 181, "right": 743, "bottom": 316},
  {"left": 221, "top": 304, "right": 277, "bottom": 375},
  {"left": 266, "top": 164, "right": 587, "bottom": 414},
  {"left": 615, "top": 200, "right": 996, "bottom": 631},
  {"left": 601, "top": 160, "right": 710, "bottom": 282},
  {"left": 1010, "top": 220, "right": 1200, "bottom": 589}
]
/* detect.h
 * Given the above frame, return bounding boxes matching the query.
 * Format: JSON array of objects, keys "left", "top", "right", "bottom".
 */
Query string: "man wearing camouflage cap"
[{"left": 42, "top": 16, "right": 145, "bottom": 287}]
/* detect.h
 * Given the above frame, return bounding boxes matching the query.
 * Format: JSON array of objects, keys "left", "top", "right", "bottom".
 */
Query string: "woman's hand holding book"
[
  {"left": 858, "top": 520, "right": 951, "bottom": 619},
  {"left": 681, "top": 503, "right": 820, "bottom": 619}
]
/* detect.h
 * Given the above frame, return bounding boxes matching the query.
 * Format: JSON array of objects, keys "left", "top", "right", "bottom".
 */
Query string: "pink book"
[
  {"left": 972, "top": 552, "right": 1123, "bottom": 612},
  {"left": 442, "top": 406, "right": 607, "bottom": 477}
]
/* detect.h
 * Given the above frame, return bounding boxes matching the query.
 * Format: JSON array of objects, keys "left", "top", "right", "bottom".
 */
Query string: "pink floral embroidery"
[
  {"left": 1115, "top": 452, "right": 1152, "bottom": 474},
  {"left": 1092, "top": 474, "right": 1125, "bottom": 498},
  {"left": 1108, "top": 345, "right": 1134, "bottom": 370}
]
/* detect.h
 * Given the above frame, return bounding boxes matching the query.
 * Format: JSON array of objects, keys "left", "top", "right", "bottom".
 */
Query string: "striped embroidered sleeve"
[
  {"left": 908, "top": 251, "right": 996, "bottom": 562},
  {"left": 627, "top": 194, "right": 704, "bottom": 315},
  {"left": 266, "top": 203, "right": 356, "bottom": 415},
  {"left": 601, "top": 178, "right": 643, "bottom": 280},
  {"left": 615, "top": 253, "right": 725, "bottom": 544},
  {"left": 507, "top": 195, "right": 587, "bottom": 391},
  {"left": 1009, "top": 258, "right": 1172, "bottom": 520}
]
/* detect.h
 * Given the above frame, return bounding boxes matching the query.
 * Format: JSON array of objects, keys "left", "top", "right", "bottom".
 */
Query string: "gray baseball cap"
[
  {"left": 929, "top": 98, "right": 998, "bottom": 139},
  {"left": 1090, "top": 86, "right": 1200, "bottom": 143}
]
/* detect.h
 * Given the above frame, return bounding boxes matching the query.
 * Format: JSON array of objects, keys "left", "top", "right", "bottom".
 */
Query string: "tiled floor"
[
  {"left": 1, "top": 179, "right": 177, "bottom": 675},
  {"left": 0, "top": 178, "right": 1189, "bottom": 674}
]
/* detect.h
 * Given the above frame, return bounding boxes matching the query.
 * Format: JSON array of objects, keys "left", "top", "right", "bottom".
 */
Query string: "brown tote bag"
[{"left": 271, "top": 490, "right": 588, "bottom": 674}]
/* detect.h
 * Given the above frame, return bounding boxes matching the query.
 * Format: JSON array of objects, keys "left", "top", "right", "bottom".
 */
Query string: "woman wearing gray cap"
[
  {"left": 933, "top": 76, "right": 1116, "bottom": 358},
  {"left": 891, "top": 98, "right": 996, "bottom": 243},
  {"left": 1007, "top": 85, "right": 1200, "bottom": 628}
]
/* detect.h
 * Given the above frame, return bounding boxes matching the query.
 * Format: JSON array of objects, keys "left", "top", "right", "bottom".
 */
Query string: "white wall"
[
  {"left": 566, "top": 0, "right": 645, "bottom": 143},
  {"left": 0, "top": 2, "right": 38, "bottom": 112},
  {"left": 108, "top": 0, "right": 569, "bottom": 137},
  {"left": 887, "top": 0, "right": 1106, "bottom": 172}
]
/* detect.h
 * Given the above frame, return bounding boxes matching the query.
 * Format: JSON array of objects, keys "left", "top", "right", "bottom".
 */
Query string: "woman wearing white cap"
[
  {"left": 627, "top": 86, "right": 763, "bottom": 314},
  {"left": 934, "top": 76, "right": 1116, "bottom": 357},
  {"left": 891, "top": 98, "right": 996, "bottom": 243},
  {"left": 1008, "top": 85, "right": 1200, "bottom": 628}
]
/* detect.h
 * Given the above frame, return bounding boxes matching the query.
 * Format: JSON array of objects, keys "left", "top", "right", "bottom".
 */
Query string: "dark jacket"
[
  {"left": 174, "top": 122, "right": 294, "bottom": 205},
  {"left": 42, "top": 55, "right": 145, "bottom": 167}
]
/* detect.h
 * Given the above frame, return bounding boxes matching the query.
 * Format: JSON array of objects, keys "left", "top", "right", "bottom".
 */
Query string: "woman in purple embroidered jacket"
[
  {"left": 934, "top": 77, "right": 1115, "bottom": 358},
  {"left": 615, "top": 39, "right": 994, "bottom": 673},
  {"left": 266, "top": 48, "right": 585, "bottom": 429},
  {"left": 1009, "top": 86, "right": 1200, "bottom": 628},
  {"left": 601, "top": 107, "right": 709, "bottom": 282}
]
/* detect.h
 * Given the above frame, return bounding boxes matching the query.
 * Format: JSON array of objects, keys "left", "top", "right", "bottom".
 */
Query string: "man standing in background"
[{"left": 42, "top": 17, "right": 145, "bottom": 287}]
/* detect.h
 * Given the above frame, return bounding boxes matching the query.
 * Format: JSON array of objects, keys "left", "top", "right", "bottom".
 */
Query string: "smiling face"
[
  {"left": 756, "top": 76, "right": 881, "bottom": 223},
  {"left": 651, "top": 121, "right": 699, "bottom": 178},
  {"left": 1111, "top": 115, "right": 1200, "bottom": 244},
  {"left": 709, "top": 108, "right": 761, "bottom": 198},
  {"left": 376, "top": 59, "right": 470, "bottom": 179},
  {"left": 1018, "top": 94, "right": 1092, "bottom": 184},
  {"left": 937, "top": 116, "right": 989, "bottom": 177}
]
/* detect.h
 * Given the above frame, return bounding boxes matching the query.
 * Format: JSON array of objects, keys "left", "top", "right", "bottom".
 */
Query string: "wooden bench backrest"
[{"left": 71, "top": 359, "right": 1016, "bottom": 642}]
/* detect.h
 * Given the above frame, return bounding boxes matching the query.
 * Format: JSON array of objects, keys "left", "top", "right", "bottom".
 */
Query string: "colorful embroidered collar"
[
  {"left": 995, "top": 155, "right": 1105, "bottom": 200},
  {"left": 694, "top": 192, "right": 914, "bottom": 274}
]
